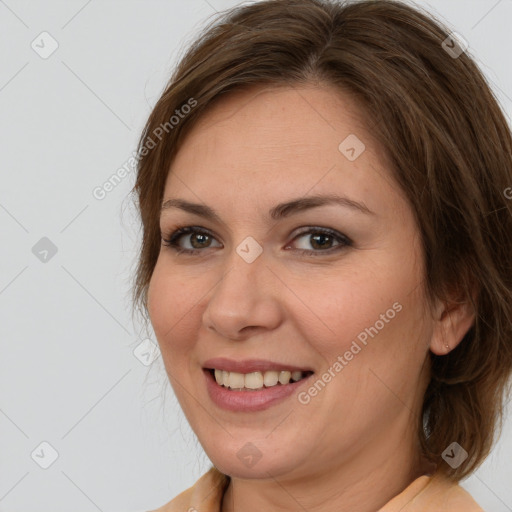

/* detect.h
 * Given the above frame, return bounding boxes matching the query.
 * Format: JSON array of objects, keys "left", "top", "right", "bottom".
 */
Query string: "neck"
[{"left": 220, "top": 427, "right": 431, "bottom": 512}]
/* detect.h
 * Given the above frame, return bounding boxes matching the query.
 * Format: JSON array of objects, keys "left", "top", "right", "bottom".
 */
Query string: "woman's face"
[{"left": 148, "top": 84, "right": 434, "bottom": 480}]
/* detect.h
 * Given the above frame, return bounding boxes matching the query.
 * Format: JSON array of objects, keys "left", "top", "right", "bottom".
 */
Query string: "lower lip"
[{"left": 204, "top": 369, "right": 313, "bottom": 412}]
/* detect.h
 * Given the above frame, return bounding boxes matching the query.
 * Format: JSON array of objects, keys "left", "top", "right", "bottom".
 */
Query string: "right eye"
[{"left": 161, "top": 226, "right": 223, "bottom": 254}]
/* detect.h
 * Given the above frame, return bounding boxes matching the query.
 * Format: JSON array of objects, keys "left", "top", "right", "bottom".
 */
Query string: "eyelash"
[{"left": 160, "top": 225, "right": 352, "bottom": 256}]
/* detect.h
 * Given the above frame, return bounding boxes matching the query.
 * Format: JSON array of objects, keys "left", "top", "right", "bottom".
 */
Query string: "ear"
[{"left": 429, "top": 294, "right": 476, "bottom": 356}]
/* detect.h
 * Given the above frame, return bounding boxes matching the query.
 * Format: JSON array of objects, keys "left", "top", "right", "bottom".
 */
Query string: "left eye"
[{"left": 288, "top": 228, "right": 351, "bottom": 252}]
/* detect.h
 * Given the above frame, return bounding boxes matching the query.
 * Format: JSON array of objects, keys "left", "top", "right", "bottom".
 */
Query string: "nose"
[{"left": 202, "top": 248, "right": 283, "bottom": 341}]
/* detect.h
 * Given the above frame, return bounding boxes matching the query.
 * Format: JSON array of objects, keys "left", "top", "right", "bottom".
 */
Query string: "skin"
[{"left": 147, "top": 83, "right": 475, "bottom": 512}]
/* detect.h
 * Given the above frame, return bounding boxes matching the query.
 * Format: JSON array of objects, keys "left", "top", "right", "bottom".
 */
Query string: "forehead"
[{"left": 163, "top": 84, "right": 398, "bottom": 211}]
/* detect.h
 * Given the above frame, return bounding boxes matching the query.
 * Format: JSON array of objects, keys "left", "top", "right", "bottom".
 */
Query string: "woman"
[{"left": 131, "top": 0, "right": 512, "bottom": 510}]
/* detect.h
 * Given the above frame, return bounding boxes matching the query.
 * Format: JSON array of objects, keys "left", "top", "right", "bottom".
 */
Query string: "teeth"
[
  {"left": 291, "top": 371, "right": 303, "bottom": 382},
  {"left": 245, "top": 372, "right": 264, "bottom": 389},
  {"left": 212, "top": 369, "right": 308, "bottom": 390},
  {"left": 263, "top": 371, "right": 279, "bottom": 387},
  {"left": 278, "top": 370, "right": 291, "bottom": 384},
  {"left": 228, "top": 371, "right": 245, "bottom": 389}
]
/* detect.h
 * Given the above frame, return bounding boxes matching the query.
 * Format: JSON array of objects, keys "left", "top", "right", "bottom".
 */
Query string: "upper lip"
[{"left": 203, "top": 357, "right": 314, "bottom": 374}]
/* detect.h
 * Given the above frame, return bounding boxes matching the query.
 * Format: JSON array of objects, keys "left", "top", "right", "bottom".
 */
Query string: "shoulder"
[
  {"left": 422, "top": 474, "right": 486, "bottom": 512},
  {"left": 148, "top": 467, "right": 229, "bottom": 512},
  {"left": 381, "top": 473, "right": 486, "bottom": 512}
]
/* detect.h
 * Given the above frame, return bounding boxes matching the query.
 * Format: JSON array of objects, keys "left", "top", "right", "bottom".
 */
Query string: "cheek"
[
  {"left": 288, "top": 268, "right": 401, "bottom": 340},
  {"left": 147, "top": 263, "right": 201, "bottom": 359},
  {"left": 294, "top": 269, "right": 429, "bottom": 425},
  {"left": 288, "top": 254, "right": 427, "bottom": 366}
]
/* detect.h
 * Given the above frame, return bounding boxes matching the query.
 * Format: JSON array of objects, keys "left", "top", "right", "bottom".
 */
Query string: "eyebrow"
[{"left": 160, "top": 194, "right": 375, "bottom": 223}]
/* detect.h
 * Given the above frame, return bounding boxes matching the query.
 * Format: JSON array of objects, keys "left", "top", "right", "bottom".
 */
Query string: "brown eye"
[
  {"left": 309, "top": 233, "right": 335, "bottom": 250},
  {"left": 291, "top": 228, "right": 352, "bottom": 254},
  {"left": 161, "top": 226, "right": 222, "bottom": 254},
  {"left": 189, "top": 232, "right": 212, "bottom": 249}
]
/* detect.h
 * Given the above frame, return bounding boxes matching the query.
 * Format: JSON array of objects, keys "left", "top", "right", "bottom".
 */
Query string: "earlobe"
[{"left": 429, "top": 297, "right": 476, "bottom": 356}]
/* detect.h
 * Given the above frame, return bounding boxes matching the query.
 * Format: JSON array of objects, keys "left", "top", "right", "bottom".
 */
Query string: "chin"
[{"left": 197, "top": 430, "right": 313, "bottom": 480}]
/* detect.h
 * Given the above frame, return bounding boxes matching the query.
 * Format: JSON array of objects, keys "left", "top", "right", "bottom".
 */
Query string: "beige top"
[{"left": 150, "top": 466, "right": 486, "bottom": 512}]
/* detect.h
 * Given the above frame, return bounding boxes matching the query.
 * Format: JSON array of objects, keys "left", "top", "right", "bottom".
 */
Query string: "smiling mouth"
[{"left": 206, "top": 368, "right": 314, "bottom": 391}]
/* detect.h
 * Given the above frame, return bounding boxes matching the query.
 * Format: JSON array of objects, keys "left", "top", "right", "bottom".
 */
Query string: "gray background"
[{"left": 0, "top": 1, "right": 511, "bottom": 511}]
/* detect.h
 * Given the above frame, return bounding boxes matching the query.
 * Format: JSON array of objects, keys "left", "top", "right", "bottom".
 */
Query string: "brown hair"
[{"left": 131, "top": 0, "right": 512, "bottom": 481}]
